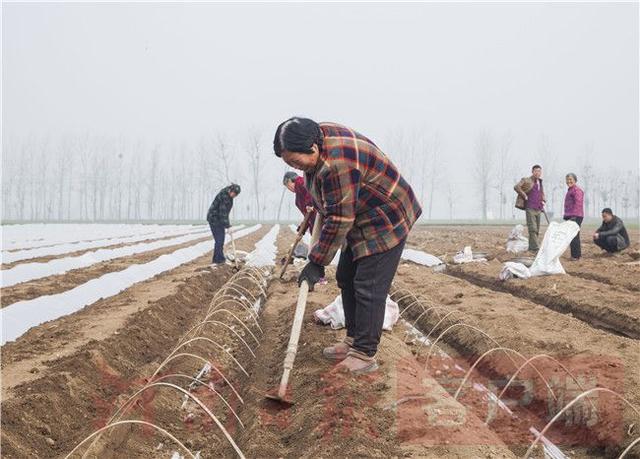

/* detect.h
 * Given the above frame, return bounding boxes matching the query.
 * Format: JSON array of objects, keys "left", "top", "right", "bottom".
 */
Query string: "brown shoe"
[
  {"left": 336, "top": 349, "right": 379, "bottom": 375},
  {"left": 322, "top": 336, "right": 353, "bottom": 361}
]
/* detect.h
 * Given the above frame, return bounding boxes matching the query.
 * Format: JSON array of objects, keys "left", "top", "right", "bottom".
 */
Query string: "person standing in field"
[
  {"left": 593, "top": 208, "right": 630, "bottom": 254},
  {"left": 563, "top": 173, "right": 585, "bottom": 260},
  {"left": 273, "top": 117, "right": 422, "bottom": 375},
  {"left": 514, "top": 165, "right": 546, "bottom": 253},
  {"left": 282, "top": 171, "right": 316, "bottom": 234},
  {"left": 206, "top": 184, "right": 241, "bottom": 264}
]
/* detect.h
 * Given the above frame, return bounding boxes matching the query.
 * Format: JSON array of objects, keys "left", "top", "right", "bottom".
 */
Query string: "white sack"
[
  {"left": 500, "top": 220, "right": 579, "bottom": 280},
  {"left": 529, "top": 220, "right": 579, "bottom": 276},
  {"left": 314, "top": 295, "right": 399, "bottom": 331},
  {"left": 506, "top": 224, "right": 529, "bottom": 254},
  {"left": 453, "top": 246, "right": 487, "bottom": 264},
  {"left": 499, "top": 261, "right": 532, "bottom": 280}
]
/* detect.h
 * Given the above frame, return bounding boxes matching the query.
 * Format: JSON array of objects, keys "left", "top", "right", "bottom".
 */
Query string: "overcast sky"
[{"left": 2, "top": 2, "right": 638, "bottom": 218}]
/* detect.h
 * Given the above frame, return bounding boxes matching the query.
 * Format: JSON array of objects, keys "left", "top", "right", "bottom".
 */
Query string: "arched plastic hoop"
[
  {"left": 65, "top": 420, "right": 195, "bottom": 459},
  {"left": 619, "top": 436, "right": 640, "bottom": 458},
  {"left": 524, "top": 388, "right": 640, "bottom": 459}
]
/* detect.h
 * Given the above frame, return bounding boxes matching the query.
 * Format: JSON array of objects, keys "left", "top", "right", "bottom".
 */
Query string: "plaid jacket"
[
  {"left": 294, "top": 176, "right": 316, "bottom": 234},
  {"left": 207, "top": 186, "right": 234, "bottom": 228},
  {"left": 305, "top": 123, "right": 422, "bottom": 265}
]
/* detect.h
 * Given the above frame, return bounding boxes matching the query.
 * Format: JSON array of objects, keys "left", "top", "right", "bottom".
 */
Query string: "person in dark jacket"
[
  {"left": 283, "top": 171, "right": 316, "bottom": 233},
  {"left": 593, "top": 208, "right": 630, "bottom": 254},
  {"left": 273, "top": 117, "right": 422, "bottom": 375},
  {"left": 207, "top": 184, "right": 241, "bottom": 264},
  {"left": 563, "top": 173, "right": 585, "bottom": 260}
]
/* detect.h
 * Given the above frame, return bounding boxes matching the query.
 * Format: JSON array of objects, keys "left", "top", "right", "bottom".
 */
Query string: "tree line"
[
  {"left": 2, "top": 133, "right": 279, "bottom": 223},
  {"left": 2, "top": 131, "right": 637, "bottom": 222}
]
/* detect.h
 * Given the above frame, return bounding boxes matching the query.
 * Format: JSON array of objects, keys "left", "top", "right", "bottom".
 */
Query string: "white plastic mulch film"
[
  {"left": 1, "top": 224, "right": 262, "bottom": 345},
  {"left": 401, "top": 249, "right": 443, "bottom": 267}
]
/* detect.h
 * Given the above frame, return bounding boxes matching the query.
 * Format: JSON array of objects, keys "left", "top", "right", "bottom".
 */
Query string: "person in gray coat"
[{"left": 593, "top": 208, "right": 630, "bottom": 254}]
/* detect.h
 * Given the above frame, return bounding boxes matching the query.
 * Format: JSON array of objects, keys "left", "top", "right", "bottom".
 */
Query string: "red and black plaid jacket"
[
  {"left": 305, "top": 122, "right": 422, "bottom": 265},
  {"left": 293, "top": 176, "right": 316, "bottom": 234}
]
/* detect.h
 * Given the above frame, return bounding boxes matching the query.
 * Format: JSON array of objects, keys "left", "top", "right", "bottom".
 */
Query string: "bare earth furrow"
[{"left": 446, "top": 261, "right": 640, "bottom": 340}]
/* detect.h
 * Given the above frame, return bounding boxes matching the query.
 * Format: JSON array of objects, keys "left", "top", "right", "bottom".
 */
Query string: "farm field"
[
  {"left": 4, "top": 2, "right": 638, "bottom": 458},
  {"left": 1, "top": 223, "right": 639, "bottom": 458}
]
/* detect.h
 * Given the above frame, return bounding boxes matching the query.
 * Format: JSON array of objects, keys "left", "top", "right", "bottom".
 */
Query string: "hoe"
[
  {"left": 267, "top": 210, "right": 317, "bottom": 406},
  {"left": 279, "top": 210, "right": 313, "bottom": 279}
]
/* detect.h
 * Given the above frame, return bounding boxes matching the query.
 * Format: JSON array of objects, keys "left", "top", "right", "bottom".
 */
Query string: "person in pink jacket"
[{"left": 563, "top": 173, "right": 585, "bottom": 260}]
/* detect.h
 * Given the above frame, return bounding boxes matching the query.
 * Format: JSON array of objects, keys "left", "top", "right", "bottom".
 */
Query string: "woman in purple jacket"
[{"left": 563, "top": 173, "right": 585, "bottom": 260}]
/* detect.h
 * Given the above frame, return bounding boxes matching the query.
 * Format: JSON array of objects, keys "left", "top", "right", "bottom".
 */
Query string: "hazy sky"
[{"left": 2, "top": 2, "right": 638, "bottom": 218}]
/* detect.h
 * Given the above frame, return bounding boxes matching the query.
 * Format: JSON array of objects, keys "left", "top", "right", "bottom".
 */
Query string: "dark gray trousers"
[
  {"left": 526, "top": 208, "right": 541, "bottom": 251},
  {"left": 594, "top": 235, "right": 622, "bottom": 253},
  {"left": 336, "top": 239, "right": 406, "bottom": 357}
]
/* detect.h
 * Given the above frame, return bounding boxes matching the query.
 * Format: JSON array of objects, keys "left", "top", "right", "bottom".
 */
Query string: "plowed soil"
[
  {"left": 401, "top": 225, "right": 640, "bottom": 457},
  {"left": 229, "top": 228, "right": 516, "bottom": 459},
  {"left": 0, "top": 227, "right": 269, "bottom": 458},
  {"left": 2, "top": 223, "right": 639, "bottom": 458}
]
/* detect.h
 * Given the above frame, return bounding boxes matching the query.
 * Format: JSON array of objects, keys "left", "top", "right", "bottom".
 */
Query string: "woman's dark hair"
[
  {"left": 283, "top": 171, "right": 299, "bottom": 185},
  {"left": 273, "top": 117, "right": 323, "bottom": 157},
  {"left": 229, "top": 184, "right": 241, "bottom": 195},
  {"left": 602, "top": 207, "right": 613, "bottom": 215}
]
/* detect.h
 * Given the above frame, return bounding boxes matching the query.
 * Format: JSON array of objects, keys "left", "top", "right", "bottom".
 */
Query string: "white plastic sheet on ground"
[
  {"left": 2, "top": 224, "right": 196, "bottom": 251},
  {"left": 529, "top": 427, "right": 568, "bottom": 459},
  {"left": 314, "top": 295, "right": 399, "bottom": 330},
  {"left": 245, "top": 225, "right": 280, "bottom": 267},
  {"left": 1, "top": 228, "right": 214, "bottom": 287},
  {"left": 288, "top": 225, "right": 445, "bottom": 268},
  {"left": 500, "top": 220, "right": 579, "bottom": 280},
  {"left": 453, "top": 246, "right": 486, "bottom": 264},
  {"left": 506, "top": 224, "right": 529, "bottom": 254},
  {"left": 2, "top": 224, "right": 146, "bottom": 249},
  {"left": 0, "top": 224, "right": 262, "bottom": 345},
  {"left": 2, "top": 225, "right": 211, "bottom": 264},
  {"left": 499, "top": 261, "right": 532, "bottom": 280},
  {"left": 401, "top": 248, "right": 443, "bottom": 267}
]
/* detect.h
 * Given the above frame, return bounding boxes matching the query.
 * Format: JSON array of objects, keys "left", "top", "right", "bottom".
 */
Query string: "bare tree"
[
  {"left": 580, "top": 143, "right": 596, "bottom": 217},
  {"left": 8, "top": 138, "right": 30, "bottom": 220},
  {"left": 537, "top": 133, "right": 560, "bottom": 215},
  {"left": 474, "top": 131, "right": 494, "bottom": 220},
  {"left": 275, "top": 164, "right": 289, "bottom": 221},
  {"left": 247, "top": 129, "right": 263, "bottom": 221},
  {"left": 1, "top": 136, "right": 18, "bottom": 220},
  {"left": 217, "top": 134, "right": 232, "bottom": 183},
  {"left": 446, "top": 181, "right": 457, "bottom": 221},
  {"left": 417, "top": 131, "right": 442, "bottom": 220},
  {"left": 31, "top": 137, "right": 50, "bottom": 220},
  {"left": 147, "top": 146, "right": 159, "bottom": 219},
  {"left": 492, "top": 131, "right": 514, "bottom": 220}
]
